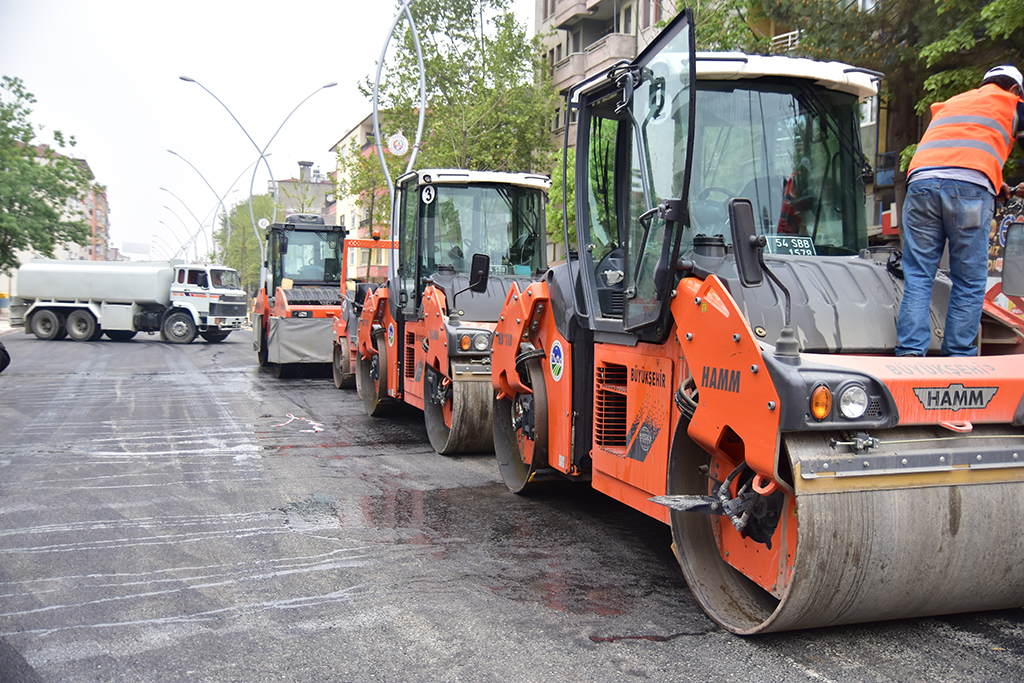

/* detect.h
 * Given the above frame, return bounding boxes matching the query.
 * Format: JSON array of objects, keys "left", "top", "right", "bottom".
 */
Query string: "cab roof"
[
  {"left": 400, "top": 169, "right": 551, "bottom": 192},
  {"left": 696, "top": 53, "right": 878, "bottom": 100}
]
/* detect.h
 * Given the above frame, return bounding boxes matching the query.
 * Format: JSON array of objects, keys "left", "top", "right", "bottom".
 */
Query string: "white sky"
[{"left": 0, "top": 0, "right": 535, "bottom": 260}]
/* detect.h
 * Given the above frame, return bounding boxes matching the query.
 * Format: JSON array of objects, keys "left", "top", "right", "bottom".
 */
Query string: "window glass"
[
  {"left": 685, "top": 82, "right": 866, "bottom": 255},
  {"left": 279, "top": 230, "right": 342, "bottom": 282}
]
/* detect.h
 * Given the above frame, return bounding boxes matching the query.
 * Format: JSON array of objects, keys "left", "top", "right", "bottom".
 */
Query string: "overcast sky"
[{"left": 0, "top": 0, "right": 535, "bottom": 260}]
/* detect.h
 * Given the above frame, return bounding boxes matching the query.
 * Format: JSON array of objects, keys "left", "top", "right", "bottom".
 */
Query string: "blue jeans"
[{"left": 896, "top": 178, "right": 994, "bottom": 357}]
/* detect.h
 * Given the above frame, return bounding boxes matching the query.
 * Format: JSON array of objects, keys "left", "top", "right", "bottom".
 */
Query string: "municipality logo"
[
  {"left": 549, "top": 340, "right": 564, "bottom": 382},
  {"left": 912, "top": 383, "right": 997, "bottom": 412},
  {"left": 387, "top": 322, "right": 395, "bottom": 347}
]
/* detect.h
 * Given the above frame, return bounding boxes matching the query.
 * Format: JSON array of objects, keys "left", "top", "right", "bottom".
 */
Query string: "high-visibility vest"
[{"left": 908, "top": 83, "right": 1019, "bottom": 189}]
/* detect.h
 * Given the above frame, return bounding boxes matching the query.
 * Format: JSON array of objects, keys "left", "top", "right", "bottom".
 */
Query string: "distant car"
[{"left": 0, "top": 338, "right": 9, "bottom": 373}]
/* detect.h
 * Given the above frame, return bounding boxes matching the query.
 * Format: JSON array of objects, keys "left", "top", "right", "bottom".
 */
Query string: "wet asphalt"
[{"left": 0, "top": 329, "right": 1022, "bottom": 683}]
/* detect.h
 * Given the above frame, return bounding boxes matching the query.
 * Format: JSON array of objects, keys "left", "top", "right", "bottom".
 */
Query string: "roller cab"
[
  {"left": 253, "top": 213, "right": 346, "bottom": 377},
  {"left": 332, "top": 237, "right": 394, "bottom": 390},
  {"left": 355, "top": 170, "right": 550, "bottom": 455},
  {"left": 490, "top": 9, "right": 1024, "bottom": 634}
]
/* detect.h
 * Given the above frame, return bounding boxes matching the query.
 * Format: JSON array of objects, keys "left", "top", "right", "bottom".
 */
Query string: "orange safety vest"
[{"left": 908, "top": 83, "right": 1019, "bottom": 190}]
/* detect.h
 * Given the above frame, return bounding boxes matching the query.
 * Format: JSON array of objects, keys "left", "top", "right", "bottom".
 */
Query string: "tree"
[
  {"left": 342, "top": 0, "right": 561, "bottom": 228},
  {"left": 675, "top": 0, "right": 769, "bottom": 52},
  {"left": 545, "top": 147, "right": 575, "bottom": 247},
  {"left": 911, "top": 0, "right": 1024, "bottom": 174},
  {"left": 0, "top": 76, "right": 93, "bottom": 273},
  {"left": 335, "top": 138, "right": 405, "bottom": 237},
  {"left": 213, "top": 193, "right": 278, "bottom": 296}
]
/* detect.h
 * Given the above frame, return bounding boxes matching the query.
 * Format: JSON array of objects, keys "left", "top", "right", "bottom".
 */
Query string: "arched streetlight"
[
  {"left": 178, "top": 77, "right": 336, "bottom": 263},
  {"left": 161, "top": 188, "right": 212, "bottom": 260},
  {"left": 167, "top": 149, "right": 230, "bottom": 264},
  {"left": 157, "top": 220, "right": 191, "bottom": 259}
]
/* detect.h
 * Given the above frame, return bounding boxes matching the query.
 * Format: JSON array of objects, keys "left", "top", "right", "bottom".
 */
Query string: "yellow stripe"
[{"left": 794, "top": 462, "right": 1024, "bottom": 495}]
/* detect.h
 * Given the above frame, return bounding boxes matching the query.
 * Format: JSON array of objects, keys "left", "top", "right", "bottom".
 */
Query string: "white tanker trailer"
[{"left": 10, "top": 260, "right": 248, "bottom": 344}]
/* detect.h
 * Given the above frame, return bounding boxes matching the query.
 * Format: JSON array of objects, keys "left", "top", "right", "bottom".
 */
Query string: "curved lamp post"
[
  {"left": 167, "top": 149, "right": 228, "bottom": 264},
  {"left": 178, "top": 77, "right": 336, "bottom": 263},
  {"left": 160, "top": 193, "right": 209, "bottom": 261},
  {"left": 373, "top": 0, "right": 426, "bottom": 205},
  {"left": 166, "top": 151, "right": 265, "bottom": 263},
  {"left": 157, "top": 220, "right": 191, "bottom": 259}
]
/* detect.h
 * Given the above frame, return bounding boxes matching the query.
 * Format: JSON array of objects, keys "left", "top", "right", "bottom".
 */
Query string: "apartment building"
[
  {"left": 537, "top": 0, "right": 677, "bottom": 144},
  {"left": 329, "top": 114, "right": 390, "bottom": 283}
]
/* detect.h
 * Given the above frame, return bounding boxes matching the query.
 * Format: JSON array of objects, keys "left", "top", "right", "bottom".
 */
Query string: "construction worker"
[{"left": 896, "top": 65, "right": 1024, "bottom": 357}]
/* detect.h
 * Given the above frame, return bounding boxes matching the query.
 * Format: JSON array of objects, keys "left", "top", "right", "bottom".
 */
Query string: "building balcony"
[
  {"left": 584, "top": 32, "right": 635, "bottom": 75},
  {"left": 551, "top": 0, "right": 588, "bottom": 30},
  {"left": 553, "top": 52, "right": 586, "bottom": 94}
]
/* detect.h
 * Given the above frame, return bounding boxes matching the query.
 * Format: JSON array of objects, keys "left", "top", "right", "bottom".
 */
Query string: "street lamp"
[
  {"left": 166, "top": 152, "right": 269, "bottom": 264},
  {"left": 161, "top": 188, "right": 212, "bottom": 260},
  {"left": 157, "top": 220, "right": 190, "bottom": 259},
  {"left": 178, "top": 76, "right": 336, "bottom": 261},
  {"left": 167, "top": 149, "right": 229, "bottom": 264}
]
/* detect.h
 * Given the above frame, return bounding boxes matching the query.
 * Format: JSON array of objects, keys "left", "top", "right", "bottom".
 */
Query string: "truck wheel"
[
  {"left": 105, "top": 330, "right": 137, "bottom": 341},
  {"left": 356, "top": 331, "right": 389, "bottom": 416},
  {"left": 201, "top": 331, "right": 230, "bottom": 343},
  {"left": 494, "top": 357, "right": 549, "bottom": 493},
  {"left": 162, "top": 311, "right": 197, "bottom": 344},
  {"left": 332, "top": 343, "right": 355, "bottom": 389},
  {"left": 66, "top": 310, "right": 98, "bottom": 342},
  {"left": 30, "top": 310, "right": 65, "bottom": 341}
]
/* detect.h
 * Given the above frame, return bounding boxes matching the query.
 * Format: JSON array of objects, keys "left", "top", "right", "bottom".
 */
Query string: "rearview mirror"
[
  {"left": 1003, "top": 222, "right": 1024, "bottom": 297},
  {"left": 468, "top": 253, "right": 490, "bottom": 293},
  {"left": 729, "top": 198, "right": 764, "bottom": 288},
  {"left": 280, "top": 232, "right": 289, "bottom": 254}
]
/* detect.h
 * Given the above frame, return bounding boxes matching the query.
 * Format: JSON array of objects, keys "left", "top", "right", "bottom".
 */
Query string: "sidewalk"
[{"left": 0, "top": 306, "right": 11, "bottom": 335}]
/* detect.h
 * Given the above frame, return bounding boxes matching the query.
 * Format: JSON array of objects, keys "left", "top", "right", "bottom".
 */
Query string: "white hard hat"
[{"left": 983, "top": 65, "right": 1023, "bottom": 91}]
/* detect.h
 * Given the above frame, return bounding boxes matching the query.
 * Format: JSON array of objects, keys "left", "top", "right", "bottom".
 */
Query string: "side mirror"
[
  {"left": 1003, "top": 222, "right": 1024, "bottom": 297},
  {"left": 729, "top": 198, "right": 764, "bottom": 288},
  {"left": 280, "top": 233, "right": 289, "bottom": 254},
  {"left": 468, "top": 253, "right": 490, "bottom": 293}
]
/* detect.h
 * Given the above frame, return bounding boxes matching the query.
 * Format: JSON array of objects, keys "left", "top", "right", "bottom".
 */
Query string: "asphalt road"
[{"left": 0, "top": 329, "right": 1022, "bottom": 683}]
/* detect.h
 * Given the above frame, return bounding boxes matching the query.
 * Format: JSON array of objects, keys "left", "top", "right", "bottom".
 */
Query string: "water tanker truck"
[
  {"left": 490, "top": 9, "right": 1024, "bottom": 634},
  {"left": 10, "top": 259, "right": 247, "bottom": 343}
]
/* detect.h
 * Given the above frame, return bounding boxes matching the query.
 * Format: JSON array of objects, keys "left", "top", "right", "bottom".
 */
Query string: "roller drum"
[{"left": 672, "top": 428, "right": 1024, "bottom": 634}]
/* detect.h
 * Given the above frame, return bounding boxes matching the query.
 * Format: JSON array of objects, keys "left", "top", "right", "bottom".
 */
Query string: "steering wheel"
[{"left": 696, "top": 186, "right": 736, "bottom": 201}]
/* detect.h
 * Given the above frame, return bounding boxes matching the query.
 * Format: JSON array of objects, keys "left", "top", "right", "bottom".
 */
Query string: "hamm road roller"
[
  {"left": 490, "top": 9, "right": 1024, "bottom": 634},
  {"left": 356, "top": 169, "right": 550, "bottom": 454}
]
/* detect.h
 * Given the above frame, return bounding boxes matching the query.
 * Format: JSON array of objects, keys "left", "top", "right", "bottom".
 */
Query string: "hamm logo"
[{"left": 912, "top": 383, "right": 998, "bottom": 412}]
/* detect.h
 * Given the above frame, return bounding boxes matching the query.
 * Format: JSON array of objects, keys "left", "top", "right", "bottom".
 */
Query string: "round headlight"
[
  {"left": 839, "top": 385, "right": 869, "bottom": 419},
  {"left": 473, "top": 333, "right": 490, "bottom": 352}
]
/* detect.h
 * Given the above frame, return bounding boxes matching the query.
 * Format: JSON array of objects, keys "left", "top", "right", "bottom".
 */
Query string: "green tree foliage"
[
  {"left": 545, "top": 147, "right": 575, "bottom": 246},
  {"left": 342, "top": 0, "right": 560, "bottom": 231},
  {"left": 759, "top": 0, "right": 947, "bottom": 176},
  {"left": 0, "top": 76, "right": 93, "bottom": 273},
  {"left": 677, "top": 0, "right": 769, "bottom": 52},
  {"left": 336, "top": 138, "right": 405, "bottom": 236},
  {"left": 915, "top": 0, "right": 1024, "bottom": 178},
  {"left": 213, "top": 193, "right": 278, "bottom": 296}
]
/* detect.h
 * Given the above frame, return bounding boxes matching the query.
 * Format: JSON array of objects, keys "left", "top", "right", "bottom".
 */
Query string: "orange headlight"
[
  {"left": 459, "top": 334, "right": 472, "bottom": 351},
  {"left": 810, "top": 385, "right": 832, "bottom": 421}
]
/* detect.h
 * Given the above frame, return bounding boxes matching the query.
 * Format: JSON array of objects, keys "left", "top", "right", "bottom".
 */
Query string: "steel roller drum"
[{"left": 671, "top": 429, "right": 1024, "bottom": 634}]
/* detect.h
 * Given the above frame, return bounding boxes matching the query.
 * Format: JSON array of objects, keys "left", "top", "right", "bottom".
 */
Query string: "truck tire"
[
  {"left": 162, "top": 310, "right": 197, "bottom": 344},
  {"left": 66, "top": 309, "right": 99, "bottom": 342},
  {"left": 105, "top": 330, "right": 137, "bottom": 341},
  {"left": 200, "top": 331, "right": 230, "bottom": 343},
  {"left": 30, "top": 309, "right": 65, "bottom": 341}
]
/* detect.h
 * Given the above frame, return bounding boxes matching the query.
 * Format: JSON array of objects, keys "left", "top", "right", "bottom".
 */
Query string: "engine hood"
[{"left": 696, "top": 250, "right": 951, "bottom": 355}]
